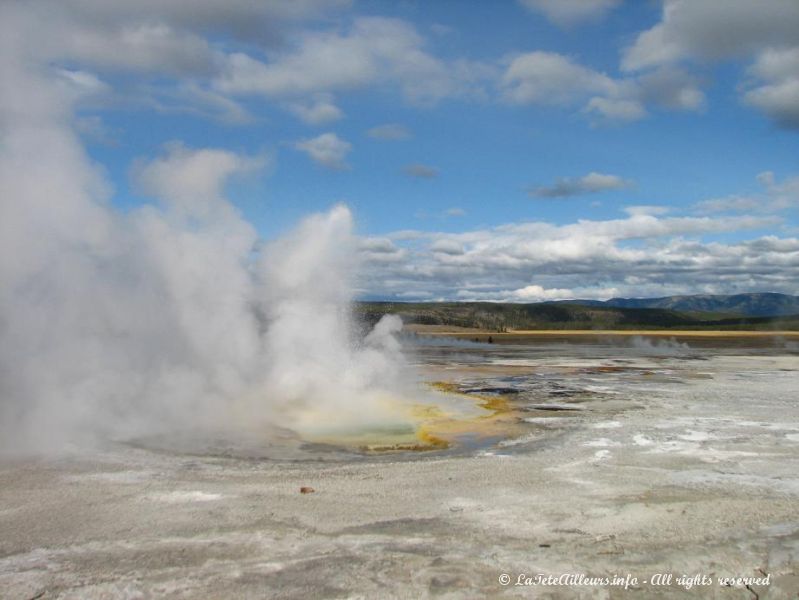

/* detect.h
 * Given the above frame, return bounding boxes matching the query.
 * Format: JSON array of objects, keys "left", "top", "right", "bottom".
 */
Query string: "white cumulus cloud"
[
  {"left": 294, "top": 132, "right": 352, "bottom": 170},
  {"left": 621, "top": 0, "right": 799, "bottom": 128}
]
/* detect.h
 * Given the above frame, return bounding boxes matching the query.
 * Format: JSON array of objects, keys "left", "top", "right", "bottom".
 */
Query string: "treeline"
[{"left": 355, "top": 301, "right": 799, "bottom": 332}]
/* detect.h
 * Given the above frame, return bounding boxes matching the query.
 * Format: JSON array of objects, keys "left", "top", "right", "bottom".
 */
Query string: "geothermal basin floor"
[{"left": 1, "top": 340, "right": 798, "bottom": 598}]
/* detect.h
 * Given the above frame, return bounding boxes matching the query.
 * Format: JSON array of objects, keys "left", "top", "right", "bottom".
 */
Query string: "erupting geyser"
[
  {"left": 256, "top": 204, "right": 413, "bottom": 439},
  {"left": 0, "top": 115, "right": 412, "bottom": 454},
  {"left": 0, "top": 15, "right": 512, "bottom": 455}
]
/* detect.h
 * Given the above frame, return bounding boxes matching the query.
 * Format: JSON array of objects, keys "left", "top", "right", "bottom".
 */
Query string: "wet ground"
[{"left": 1, "top": 336, "right": 798, "bottom": 598}]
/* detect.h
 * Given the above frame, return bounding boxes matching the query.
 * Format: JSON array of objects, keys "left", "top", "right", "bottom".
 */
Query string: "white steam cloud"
[
  {"left": 0, "top": 35, "right": 406, "bottom": 454},
  {"left": 628, "top": 336, "right": 691, "bottom": 356}
]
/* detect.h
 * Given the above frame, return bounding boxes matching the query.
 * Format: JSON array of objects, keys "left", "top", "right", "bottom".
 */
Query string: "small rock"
[{"left": 300, "top": 486, "right": 315, "bottom": 494}]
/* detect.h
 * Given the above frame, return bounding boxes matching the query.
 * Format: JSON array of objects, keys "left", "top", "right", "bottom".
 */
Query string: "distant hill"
[
  {"left": 356, "top": 299, "right": 799, "bottom": 332},
  {"left": 559, "top": 293, "right": 799, "bottom": 317}
]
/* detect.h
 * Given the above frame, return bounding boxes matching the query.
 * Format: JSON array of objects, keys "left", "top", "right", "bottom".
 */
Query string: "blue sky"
[{"left": 4, "top": 0, "right": 799, "bottom": 300}]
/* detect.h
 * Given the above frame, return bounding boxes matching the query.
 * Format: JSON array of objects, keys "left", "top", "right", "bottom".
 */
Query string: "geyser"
[
  {"left": 256, "top": 204, "right": 414, "bottom": 438},
  {"left": 0, "top": 43, "right": 497, "bottom": 456},
  {"left": 0, "top": 117, "right": 412, "bottom": 454}
]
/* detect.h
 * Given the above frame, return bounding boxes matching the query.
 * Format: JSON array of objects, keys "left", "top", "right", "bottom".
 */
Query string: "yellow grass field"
[{"left": 456, "top": 329, "right": 799, "bottom": 337}]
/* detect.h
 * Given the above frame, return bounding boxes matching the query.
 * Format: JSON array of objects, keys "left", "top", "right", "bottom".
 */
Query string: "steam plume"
[{"left": 0, "top": 52, "right": 405, "bottom": 455}]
